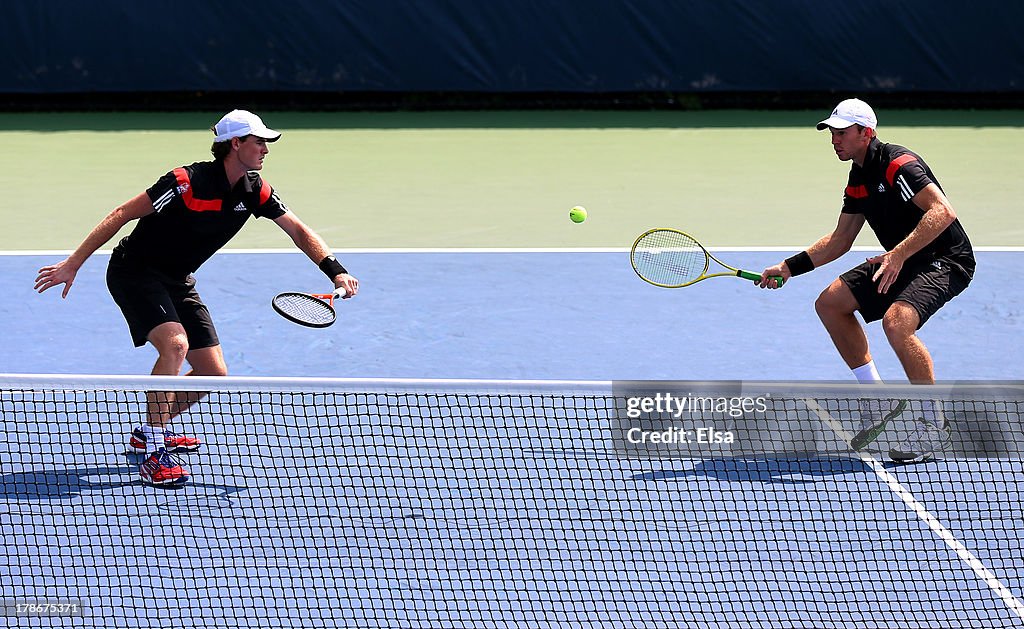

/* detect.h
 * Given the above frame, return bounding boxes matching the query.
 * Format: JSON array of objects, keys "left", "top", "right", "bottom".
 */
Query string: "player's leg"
[
  {"left": 881, "top": 302, "right": 933, "bottom": 385},
  {"left": 814, "top": 278, "right": 871, "bottom": 369},
  {"left": 126, "top": 321, "right": 199, "bottom": 487},
  {"left": 135, "top": 278, "right": 225, "bottom": 460},
  {"left": 884, "top": 260, "right": 970, "bottom": 462},
  {"left": 887, "top": 303, "right": 949, "bottom": 462},
  {"left": 106, "top": 261, "right": 191, "bottom": 484},
  {"left": 184, "top": 344, "right": 228, "bottom": 377},
  {"left": 144, "top": 320, "right": 194, "bottom": 429},
  {"left": 818, "top": 268, "right": 907, "bottom": 450},
  {"left": 135, "top": 277, "right": 222, "bottom": 455},
  {"left": 147, "top": 345, "right": 228, "bottom": 449},
  {"left": 130, "top": 322, "right": 194, "bottom": 485}
]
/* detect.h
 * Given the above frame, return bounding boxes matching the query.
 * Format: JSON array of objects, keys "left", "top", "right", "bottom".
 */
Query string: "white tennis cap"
[
  {"left": 816, "top": 98, "right": 877, "bottom": 131},
  {"left": 213, "top": 109, "right": 281, "bottom": 142}
]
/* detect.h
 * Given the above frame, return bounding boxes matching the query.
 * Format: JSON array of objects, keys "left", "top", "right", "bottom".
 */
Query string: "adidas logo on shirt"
[
  {"left": 877, "top": 183, "right": 886, "bottom": 193},
  {"left": 233, "top": 202, "right": 248, "bottom": 212}
]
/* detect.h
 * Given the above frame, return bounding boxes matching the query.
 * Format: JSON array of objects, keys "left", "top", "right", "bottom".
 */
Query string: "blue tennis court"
[
  {"left": 2, "top": 250, "right": 1024, "bottom": 628},
  {"left": 3, "top": 250, "right": 1021, "bottom": 380},
  {"left": 2, "top": 377, "right": 1023, "bottom": 628}
]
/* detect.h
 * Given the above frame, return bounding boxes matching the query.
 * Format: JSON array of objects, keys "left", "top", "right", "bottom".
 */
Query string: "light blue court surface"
[
  {"left": 2, "top": 251, "right": 1024, "bottom": 628},
  {"left": 3, "top": 250, "right": 1023, "bottom": 380}
]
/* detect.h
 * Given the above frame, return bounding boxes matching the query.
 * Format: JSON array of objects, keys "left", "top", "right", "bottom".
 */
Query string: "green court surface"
[{"left": 1, "top": 110, "right": 1020, "bottom": 250}]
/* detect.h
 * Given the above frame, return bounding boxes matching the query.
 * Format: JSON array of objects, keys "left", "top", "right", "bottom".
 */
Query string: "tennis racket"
[
  {"left": 272, "top": 289, "right": 346, "bottom": 328},
  {"left": 630, "top": 228, "right": 784, "bottom": 288}
]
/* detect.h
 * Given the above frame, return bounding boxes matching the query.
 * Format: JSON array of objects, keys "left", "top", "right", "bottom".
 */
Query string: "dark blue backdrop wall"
[{"left": 3, "top": 1, "right": 1021, "bottom": 94}]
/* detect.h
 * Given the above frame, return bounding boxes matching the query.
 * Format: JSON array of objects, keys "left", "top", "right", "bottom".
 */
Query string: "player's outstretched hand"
[{"left": 35, "top": 259, "right": 80, "bottom": 298}]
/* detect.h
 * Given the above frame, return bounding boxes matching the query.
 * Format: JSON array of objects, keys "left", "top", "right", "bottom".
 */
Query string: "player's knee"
[
  {"left": 157, "top": 333, "right": 190, "bottom": 363},
  {"left": 882, "top": 304, "right": 918, "bottom": 342},
  {"left": 814, "top": 285, "right": 841, "bottom": 320},
  {"left": 813, "top": 291, "right": 830, "bottom": 320}
]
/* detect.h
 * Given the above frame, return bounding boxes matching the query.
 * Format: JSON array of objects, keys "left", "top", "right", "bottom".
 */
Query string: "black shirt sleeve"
[
  {"left": 889, "top": 157, "right": 934, "bottom": 202},
  {"left": 145, "top": 170, "right": 179, "bottom": 208},
  {"left": 250, "top": 174, "right": 289, "bottom": 220}
]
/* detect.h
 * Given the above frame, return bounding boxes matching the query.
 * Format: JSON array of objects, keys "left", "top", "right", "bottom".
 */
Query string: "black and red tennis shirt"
[
  {"left": 111, "top": 160, "right": 288, "bottom": 278},
  {"left": 841, "top": 137, "right": 974, "bottom": 277}
]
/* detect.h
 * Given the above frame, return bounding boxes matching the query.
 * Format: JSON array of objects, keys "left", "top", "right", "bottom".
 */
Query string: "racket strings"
[
  {"left": 632, "top": 231, "right": 708, "bottom": 285},
  {"left": 274, "top": 293, "right": 335, "bottom": 325}
]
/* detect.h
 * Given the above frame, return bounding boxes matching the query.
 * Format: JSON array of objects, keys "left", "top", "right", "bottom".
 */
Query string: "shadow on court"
[
  {"left": 0, "top": 466, "right": 137, "bottom": 498},
  {"left": 0, "top": 458, "right": 247, "bottom": 500}
]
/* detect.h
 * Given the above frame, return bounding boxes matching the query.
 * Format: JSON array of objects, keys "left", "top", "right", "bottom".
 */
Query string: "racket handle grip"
[
  {"left": 333, "top": 287, "right": 349, "bottom": 300},
  {"left": 738, "top": 270, "right": 785, "bottom": 286}
]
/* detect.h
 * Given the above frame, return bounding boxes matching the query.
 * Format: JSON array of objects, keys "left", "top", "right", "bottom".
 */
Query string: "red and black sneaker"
[
  {"left": 139, "top": 448, "right": 190, "bottom": 486},
  {"left": 129, "top": 427, "right": 201, "bottom": 454}
]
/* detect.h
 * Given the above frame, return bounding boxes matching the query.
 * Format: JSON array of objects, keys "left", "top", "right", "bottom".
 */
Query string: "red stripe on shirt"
[
  {"left": 845, "top": 184, "right": 869, "bottom": 199},
  {"left": 259, "top": 180, "right": 272, "bottom": 206},
  {"left": 173, "top": 168, "right": 222, "bottom": 212},
  {"left": 885, "top": 154, "right": 918, "bottom": 187}
]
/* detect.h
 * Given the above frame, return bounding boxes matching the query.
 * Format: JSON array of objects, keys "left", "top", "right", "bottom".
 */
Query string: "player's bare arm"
[
  {"left": 35, "top": 192, "right": 155, "bottom": 298},
  {"left": 868, "top": 184, "right": 957, "bottom": 294},
  {"left": 759, "top": 213, "right": 865, "bottom": 288},
  {"left": 273, "top": 212, "right": 359, "bottom": 297}
]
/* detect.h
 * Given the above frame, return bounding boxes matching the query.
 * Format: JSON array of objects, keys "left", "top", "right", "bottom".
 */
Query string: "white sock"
[
  {"left": 142, "top": 424, "right": 161, "bottom": 454},
  {"left": 853, "top": 361, "right": 885, "bottom": 422},
  {"left": 852, "top": 361, "right": 882, "bottom": 384}
]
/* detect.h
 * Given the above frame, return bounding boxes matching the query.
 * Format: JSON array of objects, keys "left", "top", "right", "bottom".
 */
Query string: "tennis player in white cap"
[
  {"left": 35, "top": 110, "right": 359, "bottom": 485},
  {"left": 759, "top": 98, "right": 975, "bottom": 463}
]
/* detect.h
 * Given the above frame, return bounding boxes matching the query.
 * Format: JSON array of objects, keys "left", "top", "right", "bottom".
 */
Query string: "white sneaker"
[
  {"left": 850, "top": 399, "right": 907, "bottom": 451},
  {"left": 889, "top": 417, "right": 952, "bottom": 463}
]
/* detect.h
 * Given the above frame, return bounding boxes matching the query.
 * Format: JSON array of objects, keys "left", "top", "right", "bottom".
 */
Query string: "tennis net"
[{"left": 1, "top": 374, "right": 1023, "bottom": 628}]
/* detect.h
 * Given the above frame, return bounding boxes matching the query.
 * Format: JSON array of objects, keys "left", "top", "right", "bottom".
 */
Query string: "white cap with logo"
[
  {"left": 213, "top": 109, "right": 282, "bottom": 142},
  {"left": 816, "top": 98, "right": 877, "bottom": 131}
]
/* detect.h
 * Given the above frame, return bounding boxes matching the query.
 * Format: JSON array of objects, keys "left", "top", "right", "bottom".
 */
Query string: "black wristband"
[
  {"left": 318, "top": 255, "right": 347, "bottom": 278},
  {"left": 784, "top": 251, "right": 814, "bottom": 276}
]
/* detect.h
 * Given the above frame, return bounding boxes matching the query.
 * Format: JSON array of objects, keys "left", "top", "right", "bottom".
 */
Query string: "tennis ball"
[{"left": 569, "top": 206, "right": 588, "bottom": 223}]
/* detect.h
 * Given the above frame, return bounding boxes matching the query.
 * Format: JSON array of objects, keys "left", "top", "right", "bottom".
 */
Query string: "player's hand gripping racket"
[
  {"left": 630, "top": 228, "right": 784, "bottom": 288},
  {"left": 272, "top": 288, "right": 347, "bottom": 328}
]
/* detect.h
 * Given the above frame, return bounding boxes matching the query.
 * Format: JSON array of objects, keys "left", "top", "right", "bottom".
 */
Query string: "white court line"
[
  {"left": 803, "top": 398, "right": 1024, "bottom": 621},
  {"left": 4, "top": 246, "right": 1023, "bottom": 256}
]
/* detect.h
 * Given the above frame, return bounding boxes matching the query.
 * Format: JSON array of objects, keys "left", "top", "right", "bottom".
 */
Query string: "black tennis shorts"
[
  {"left": 840, "top": 256, "right": 971, "bottom": 329},
  {"left": 106, "top": 254, "right": 219, "bottom": 349}
]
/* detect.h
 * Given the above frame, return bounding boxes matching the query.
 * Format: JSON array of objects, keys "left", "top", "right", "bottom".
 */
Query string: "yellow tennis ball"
[{"left": 569, "top": 206, "right": 588, "bottom": 223}]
